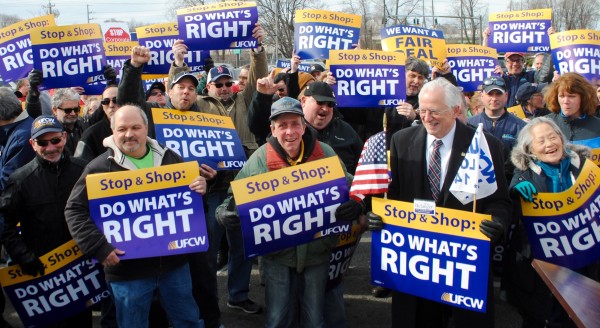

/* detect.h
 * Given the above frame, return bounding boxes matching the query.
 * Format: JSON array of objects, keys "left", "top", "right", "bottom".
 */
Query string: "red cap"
[{"left": 504, "top": 52, "right": 525, "bottom": 59}]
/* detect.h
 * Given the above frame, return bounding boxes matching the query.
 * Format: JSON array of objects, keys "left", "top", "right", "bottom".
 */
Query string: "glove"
[
  {"left": 335, "top": 200, "right": 363, "bottom": 222},
  {"left": 367, "top": 212, "right": 383, "bottom": 231},
  {"left": 28, "top": 69, "right": 43, "bottom": 98},
  {"left": 20, "top": 258, "right": 45, "bottom": 277},
  {"left": 480, "top": 216, "right": 504, "bottom": 244},
  {"left": 216, "top": 198, "right": 240, "bottom": 230},
  {"left": 514, "top": 181, "right": 537, "bottom": 202},
  {"left": 103, "top": 65, "right": 117, "bottom": 85}
]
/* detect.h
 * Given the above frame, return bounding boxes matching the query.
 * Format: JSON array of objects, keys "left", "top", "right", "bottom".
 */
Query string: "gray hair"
[
  {"left": 52, "top": 88, "right": 81, "bottom": 108},
  {"left": 405, "top": 57, "right": 429, "bottom": 77},
  {"left": 0, "top": 87, "right": 24, "bottom": 120},
  {"left": 419, "top": 78, "right": 463, "bottom": 110},
  {"left": 514, "top": 117, "right": 569, "bottom": 160},
  {"left": 110, "top": 104, "right": 148, "bottom": 129}
]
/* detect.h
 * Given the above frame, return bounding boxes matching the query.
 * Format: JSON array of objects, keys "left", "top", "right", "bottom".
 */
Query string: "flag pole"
[{"left": 472, "top": 194, "right": 477, "bottom": 213}]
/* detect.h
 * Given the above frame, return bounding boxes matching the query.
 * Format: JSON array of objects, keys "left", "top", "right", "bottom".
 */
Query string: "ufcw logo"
[
  {"left": 168, "top": 236, "right": 206, "bottom": 250},
  {"left": 217, "top": 161, "right": 245, "bottom": 169},
  {"left": 378, "top": 99, "right": 401, "bottom": 106},
  {"left": 441, "top": 292, "right": 484, "bottom": 310}
]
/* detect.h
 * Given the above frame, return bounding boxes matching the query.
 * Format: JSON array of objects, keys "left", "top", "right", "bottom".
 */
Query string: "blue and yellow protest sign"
[
  {"left": 0, "top": 15, "right": 56, "bottom": 84},
  {"left": 152, "top": 108, "right": 247, "bottom": 171},
  {"left": 446, "top": 44, "right": 499, "bottom": 92},
  {"left": 231, "top": 157, "right": 350, "bottom": 258},
  {"left": 177, "top": 2, "right": 259, "bottom": 50},
  {"left": 520, "top": 160, "right": 600, "bottom": 269},
  {"left": 327, "top": 224, "right": 362, "bottom": 289},
  {"left": 380, "top": 25, "right": 446, "bottom": 68},
  {"left": 294, "top": 10, "right": 361, "bottom": 60},
  {"left": 488, "top": 8, "right": 552, "bottom": 53},
  {"left": 0, "top": 240, "right": 110, "bottom": 327},
  {"left": 86, "top": 162, "right": 208, "bottom": 260},
  {"left": 329, "top": 50, "right": 406, "bottom": 107},
  {"left": 80, "top": 41, "right": 139, "bottom": 95},
  {"left": 30, "top": 23, "right": 106, "bottom": 89},
  {"left": 276, "top": 60, "right": 313, "bottom": 73},
  {"left": 550, "top": 30, "right": 600, "bottom": 85},
  {"left": 371, "top": 198, "right": 491, "bottom": 312},
  {"left": 591, "top": 149, "right": 600, "bottom": 166},
  {"left": 507, "top": 104, "right": 527, "bottom": 120},
  {"left": 136, "top": 23, "right": 210, "bottom": 76}
]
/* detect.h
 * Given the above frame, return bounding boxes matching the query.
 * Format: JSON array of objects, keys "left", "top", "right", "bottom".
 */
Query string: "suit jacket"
[{"left": 387, "top": 120, "right": 511, "bottom": 328}]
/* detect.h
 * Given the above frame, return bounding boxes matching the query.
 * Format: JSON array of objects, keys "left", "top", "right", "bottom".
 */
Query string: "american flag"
[{"left": 349, "top": 131, "right": 389, "bottom": 201}]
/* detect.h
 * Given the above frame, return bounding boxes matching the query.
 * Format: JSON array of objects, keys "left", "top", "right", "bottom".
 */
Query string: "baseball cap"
[
  {"left": 31, "top": 115, "right": 63, "bottom": 140},
  {"left": 208, "top": 66, "right": 233, "bottom": 83},
  {"left": 145, "top": 81, "right": 166, "bottom": 100},
  {"left": 482, "top": 76, "right": 506, "bottom": 94},
  {"left": 504, "top": 52, "right": 525, "bottom": 59},
  {"left": 269, "top": 97, "right": 304, "bottom": 120},
  {"left": 304, "top": 82, "right": 336, "bottom": 103},
  {"left": 170, "top": 72, "right": 199, "bottom": 89},
  {"left": 516, "top": 82, "right": 547, "bottom": 103},
  {"left": 309, "top": 63, "right": 325, "bottom": 75}
]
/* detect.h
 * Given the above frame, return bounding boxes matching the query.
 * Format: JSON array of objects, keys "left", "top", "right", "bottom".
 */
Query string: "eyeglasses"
[
  {"left": 418, "top": 108, "right": 450, "bottom": 117},
  {"left": 149, "top": 91, "right": 165, "bottom": 97},
  {"left": 483, "top": 78, "right": 505, "bottom": 87},
  {"left": 34, "top": 137, "right": 62, "bottom": 147},
  {"left": 101, "top": 97, "right": 117, "bottom": 105},
  {"left": 506, "top": 58, "right": 524, "bottom": 63},
  {"left": 211, "top": 82, "right": 234, "bottom": 88},
  {"left": 317, "top": 101, "right": 335, "bottom": 108},
  {"left": 57, "top": 106, "right": 80, "bottom": 114}
]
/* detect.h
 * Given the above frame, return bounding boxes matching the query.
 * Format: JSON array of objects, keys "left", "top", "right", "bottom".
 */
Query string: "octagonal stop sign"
[{"left": 105, "top": 27, "right": 131, "bottom": 42}]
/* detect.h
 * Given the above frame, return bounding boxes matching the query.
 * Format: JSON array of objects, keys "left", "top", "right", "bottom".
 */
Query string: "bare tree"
[
  {"left": 450, "top": 0, "right": 487, "bottom": 44},
  {"left": 506, "top": 0, "right": 599, "bottom": 31},
  {"left": 0, "top": 14, "right": 20, "bottom": 28}
]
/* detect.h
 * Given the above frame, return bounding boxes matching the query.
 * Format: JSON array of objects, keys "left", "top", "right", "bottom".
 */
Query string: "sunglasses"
[
  {"left": 101, "top": 97, "right": 117, "bottom": 105},
  {"left": 317, "top": 101, "right": 335, "bottom": 108},
  {"left": 277, "top": 88, "right": 285, "bottom": 92},
  {"left": 149, "top": 91, "right": 165, "bottom": 97},
  {"left": 35, "top": 137, "right": 62, "bottom": 147},
  {"left": 212, "top": 82, "right": 234, "bottom": 88},
  {"left": 483, "top": 78, "right": 505, "bottom": 87},
  {"left": 57, "top": 106, "right": 80, "bottom": 114}
]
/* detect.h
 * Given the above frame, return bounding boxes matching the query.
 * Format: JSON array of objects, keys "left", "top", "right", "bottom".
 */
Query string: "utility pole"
[
  {"left": 87, "top": 5, "right": 94, "bottom": 23},
  {"left": 43, "top": 0, "right": 55, "bottom": 15}
]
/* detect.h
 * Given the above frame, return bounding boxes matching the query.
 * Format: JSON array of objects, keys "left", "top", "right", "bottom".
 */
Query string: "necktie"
[{"left": 428, "top": 139, "right": 443, "bottom": 201}]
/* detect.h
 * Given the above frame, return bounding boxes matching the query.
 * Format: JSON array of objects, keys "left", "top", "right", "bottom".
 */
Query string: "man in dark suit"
[{"left": 368, "top": 78, "right": 512, "bottom": 328}]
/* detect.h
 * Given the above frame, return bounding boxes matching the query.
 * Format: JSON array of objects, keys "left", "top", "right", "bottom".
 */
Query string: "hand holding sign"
[
  {"left": 102, "top": 248, "right": 125, "bottom": 267},
  {"left": 252, "top": 22, "right": 264, "bottom": 47},
  {"left": 199, "top": 164, "right": 216, "bottom": 181},
  {"left": 172, "top": 39, "right": 188, "bottom": 67},
  {"left": 189, "top": 175, "right": 207, "bottom": 194}
]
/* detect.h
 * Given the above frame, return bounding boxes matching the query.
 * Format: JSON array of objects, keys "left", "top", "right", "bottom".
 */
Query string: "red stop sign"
[{"left": 105, "top": 27, "right": 131, "bottom": 42}]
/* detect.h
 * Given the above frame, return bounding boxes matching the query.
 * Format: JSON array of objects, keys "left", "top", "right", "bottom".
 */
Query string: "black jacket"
[
  {"left": 0, "top": 154, "right": 87, "bottom": 264},
  {"left": 65, "top": 137, "right": 188, "bottom": 282},
  {"left": 74, "top": 118, "right": 112, "bottom": 163}
]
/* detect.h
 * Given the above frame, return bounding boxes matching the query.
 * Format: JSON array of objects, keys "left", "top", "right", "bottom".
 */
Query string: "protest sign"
[
  {"left": 177, "top": 1, "right": 259, "bottom": 50},
  {"left": 276, "top": 59, "right": 313, "bottom": 73},
  {"left": 520, "top": 160, "right": 600, "bottom": 269},
  {"left": 86, "top": 162, "right": 208, "bottom": 260},
  {"left": 329, "top": 49, "right": 406, "bottom": 107},
  {"left": 327, "top": 224, "right": 362, "bottom": 289},
  {"left": 152, "top": 108, "right": 247, "bottom": 170},
  {"left": 136, "top": 23, "right": 209, "bottom": 75},
  {"left": 79, "top": 41, "right": 139, "bottom": 95},
  {"left": 550, "top": 30, "right": 600, "bottom": 85},
  {"left": 31, "top": 23, "right": 106, "bottom": 89},
  {"left": 231, "top": 157, "right": 350, "bottom": 258},
  {"left": 371, "top": 197, "right": 491, "bottom": 312},
  {"left": 591, "top": 149, "right": 600, "bottom": 166},
  {"left": 446, "top": 44, "right": 498, "bottom": 92},
  {"left": 100, "top": 22, "right": 131, "bottom": 43},
  {"left": 506, "top": 104, "right": 527, "bottom": 120},
  {"left": 488, "top": 8, "right": 552, "bottom": 53},
  {"left": 380, "top": 25, "right": 446, "bottom": 68},
  {"left": 294, "top": 9, "right": 361, "bottom": 59},
  {"left": 0, "top": 240, "right": 109, "bottom": 327},
  {"left": 0, "top": 15, "right": 56, "bottom": 83}
]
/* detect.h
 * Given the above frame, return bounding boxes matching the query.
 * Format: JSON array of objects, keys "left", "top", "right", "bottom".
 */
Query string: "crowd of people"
[{"left": 0, "top": 12, "right": 598, "bottom": 328}]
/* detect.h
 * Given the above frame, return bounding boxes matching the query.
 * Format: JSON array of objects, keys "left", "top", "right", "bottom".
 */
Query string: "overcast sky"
[{"left": 2, "top": 0, "right": 509, "bottom": 27}]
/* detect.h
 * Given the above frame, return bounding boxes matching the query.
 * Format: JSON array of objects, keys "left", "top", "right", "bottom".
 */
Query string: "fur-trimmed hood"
[{"left": 511, "top": 143, "right": 591, "bottom": 173}]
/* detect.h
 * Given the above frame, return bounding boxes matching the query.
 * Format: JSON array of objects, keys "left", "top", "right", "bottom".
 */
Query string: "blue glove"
[{"left": 514, "top": 181, "right": 537, "bottom": 202}]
